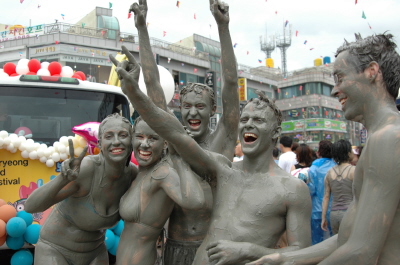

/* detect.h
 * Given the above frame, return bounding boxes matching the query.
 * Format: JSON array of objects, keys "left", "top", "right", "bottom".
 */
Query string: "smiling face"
[
  {"left": 99, "top": 118, "right": 132, "bottom": 164},
  {"left": 180, "top": 90, "right": 215, "bottom": 141},
  {"left": 133, "top": 120, "right": 166, "bottom": 168},
  {"left": 239, "top": 103, "right": 280, "bottom": 157},
  {"left": 331, "top": 51, "right": 370, "bottom": 122}
]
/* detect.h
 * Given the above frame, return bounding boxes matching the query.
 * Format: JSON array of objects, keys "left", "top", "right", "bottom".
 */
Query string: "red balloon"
[
  {"left": 27, "top": 59, "right": 41, "bottom": 73},
  {"left": 3, "top": 62, "right": 16, "bottom": 75},
  {"left": 10, "top": 73, "right": 19, "bottom": 77},
  {"left": 75, "top": 71, "right": 86, "bottom": 81},
  {"left": 48, "top": 62, "right": 62, "bottom": 75},
  {"left": 55, "top": 41, "right": 59, "bottom": 44},
  {"left": 26, "top": 72, "right": 37, "bottom": 75},
  {"left": 131, "top": 151, "right": 138, "bottom": 166},
  {"left": 72, "top": 73, "right": 83, "bottom": 80}
]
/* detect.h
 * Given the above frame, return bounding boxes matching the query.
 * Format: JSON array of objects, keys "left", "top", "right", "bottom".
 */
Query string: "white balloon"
[
  {"left": 19, "top": 142, "right": 26, "bottom": 151},
  {"left": 78, "top": 137, "right": 87, "bottom": 148},
  {"left": 41, "top": 62, "right": 50, "bottom": 69},
  {"left": 3, "top": 137, "right": 10, "bottom": 145},
  {"left": 18, "top": 136, "right": 27, "bottom": 142},
  {"left": 46, "top": 159, "right": 55, "bottom": 167},
  {"left": 9, "top": 133, "right": 18, "bottom": 139},
  {"left": 43, "top": 149, "right": 51, "bottom": 157},
  {"left": 0, "top": 131, "right": 8, "bottom": 138},
  {"left": 16, "top": 64, "right": 29, "bottom": 75},
  {"left": 0, "top": 138, "right": 3, "bottom": 146},
  {"left": 29, "top": 151, "right": 38, "bottom": 160},
  {"left": 26, "top": 143, "right": 35, "bottom": 152},
  {"left": 51, "top": 152, "right": 61, "bottom": 162},
  {"left": 48, "top": 147, "right": 55, "bottom": 153},
  {"left": 0, "top": 68, "right": 3, "bottom": 73},
  {"left": 37, "top": 68, "right": 51, "bottom": 76},
  {"left": 57, "top": 145, "right": 66, "bottom": 154},
  {"left": 59, "top": 136, "right": 69, "bottom": 146},
  {"left": 138, "top": 65, "right": 175, "bottom": 104},
  {"left": 60, "top": 153, "right": 68, "bottom": 161},
  {"left": 40, "top": 156, "right": 47, "bottom": 163},
  {"left": 60, "top": 66, "right": 74, "bottom": 78},
  {"left": 37, "top": 149, "right": 45, "bottom": 157},
  {"left": 12, "top": 138, "right": 21, "bottom": 148},
  {"left": 74, "top": 147, "right": 83, "bottom": 156},
  {"left": 10, "top": 148, "right": 17, "bottom": 153},
  {"left": 40, "top": 143, "right": 48, "bottom": 149},
  {"left": 18, "top": 59, "right": 30, "bottom": 66},
  {"left": 7, "top": 143, "right": 14, "bottom": 151},
  {"left": 33, "top": 143, "right": 40, "bottom": 150},
  {"left": 21, "top": 150, "right": 29, "bottom": 159}
]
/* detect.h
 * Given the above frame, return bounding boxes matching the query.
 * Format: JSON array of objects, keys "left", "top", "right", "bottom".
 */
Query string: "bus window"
[{"left": 0, "top": 86, "right": 129, "bottom": 146}]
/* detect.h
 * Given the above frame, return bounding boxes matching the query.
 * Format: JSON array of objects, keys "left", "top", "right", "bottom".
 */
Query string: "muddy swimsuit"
[{"left": 38, "top": 157, "right": 121, "bottom": 265}]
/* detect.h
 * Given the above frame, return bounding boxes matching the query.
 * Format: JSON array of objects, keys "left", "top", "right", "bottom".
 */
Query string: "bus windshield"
[{"left": 0, "top": 86, "right": 129, "bottom": 146}]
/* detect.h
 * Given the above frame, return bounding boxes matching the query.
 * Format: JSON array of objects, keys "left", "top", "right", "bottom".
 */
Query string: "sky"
[{"left": 1, "top": 0, "right": 400, "bottom": 72}]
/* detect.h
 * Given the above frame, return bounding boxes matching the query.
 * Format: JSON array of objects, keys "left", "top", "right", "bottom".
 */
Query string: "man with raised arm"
[
  {"left": 126, "top": 1, "right": 239, "bottom": 264},
  {"left": 247, "top": 33, "right": 400, "bottom": 265},
  {"left": 113, "top": 45, "right": 312, "bottom": 265}
]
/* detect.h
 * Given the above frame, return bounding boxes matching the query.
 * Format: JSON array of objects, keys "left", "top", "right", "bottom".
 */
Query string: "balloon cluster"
[
  {"left": 105, "top": 219, "right": 124, "bottom": 256},
  {"left": 0, "top": 130, "right": 89, "bottom": 167},
  {"left": 0, "top": 59, "right": 86, "bottom": 80},
  {"left": 0, "top": 199, "right": 38, "bottom": 265}
]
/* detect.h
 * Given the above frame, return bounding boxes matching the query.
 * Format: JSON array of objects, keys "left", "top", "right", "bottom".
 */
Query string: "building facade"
[{"left": 0, "top": 7, "right": 362, "bottom": 146}]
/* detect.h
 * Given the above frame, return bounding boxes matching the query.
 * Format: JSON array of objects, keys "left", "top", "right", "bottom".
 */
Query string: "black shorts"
[{"left": 163, "top": 238, "right": 202, "bottom": 265}]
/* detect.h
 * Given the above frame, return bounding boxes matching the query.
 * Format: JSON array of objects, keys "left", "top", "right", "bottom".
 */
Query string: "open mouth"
[
  {"left": 138, "top": 150, "right": 152, "bottom": 160},
  {"left": 243, "top": 133, "right": 258, "bottom": 144},
  {"left": 339, "top": 97, "right": 347, "bottom": 108},
  {"left": 110, "top": 148, "right": 125, "bottom": 155},
  {"left": 188, "top": 119, "right": 201, "bottom": 129}
]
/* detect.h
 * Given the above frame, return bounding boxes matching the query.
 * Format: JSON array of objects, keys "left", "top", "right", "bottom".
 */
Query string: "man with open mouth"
[
  {"left": 116, "top": 48, "right": 313, "bottom": 263},
  {"left": 247, "top": 33, "right": 400, "bottom": 265},
  {"left": 124, "top": 1, "right": 240, "bottom": 264}
]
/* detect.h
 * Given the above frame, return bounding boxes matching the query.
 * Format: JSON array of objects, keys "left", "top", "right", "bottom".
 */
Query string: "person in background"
[
  {"left": 291, "top": 142, "right": 299, "bottom": 153},
  {"left": 322, "top": 140, "right": 355, "bottom": 235},
  {"left": 290, "top": 144, "right": 313, "bottom": 183},
  {"left": 273, "top": 147, "right": 280, "bottom": 165},
  {"left": 278, "top": 136, "right": 297, "bottom": 173},
  {"left": 307, "top": 140, "right": 336, "bottom": 244},
  {"left": 233, "top": 141, "right": 244, "bottom": 162}
]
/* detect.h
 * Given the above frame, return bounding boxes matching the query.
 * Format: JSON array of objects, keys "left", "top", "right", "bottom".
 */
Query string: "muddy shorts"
[{"left": 163, "top": 238, "right": 202, "bottom": 265}]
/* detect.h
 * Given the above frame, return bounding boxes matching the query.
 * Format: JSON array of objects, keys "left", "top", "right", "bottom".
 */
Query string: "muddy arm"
[{"left": 209, "top": 0, "right": 239, "bottom": 160}]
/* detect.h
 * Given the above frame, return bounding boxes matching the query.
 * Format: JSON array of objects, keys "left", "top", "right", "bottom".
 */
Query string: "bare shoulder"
[
  {"left": 151, "top": 161, "right": 173, "bottom": 180},
  {"left": 204, "top": 149, "right": 232, "bottom": 168},
  {"left": 277, "top": 169, "right": 310, "bottom": 200}
]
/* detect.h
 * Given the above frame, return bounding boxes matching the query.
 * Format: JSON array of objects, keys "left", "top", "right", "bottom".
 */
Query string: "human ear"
[
  {"left": 210, "top": 105, "right": 217, "bottom": 117},
  {"left": 272, "top": 126, "right": 282, "bottom": 141},
  {"left": 366, "top": 61, "right": 380, "bottom": 83}
]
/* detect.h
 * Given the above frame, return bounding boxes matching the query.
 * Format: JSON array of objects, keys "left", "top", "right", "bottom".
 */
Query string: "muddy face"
[
  {"left": 133, "top": 120, "right": 165, "bottom": 168},
  {"left": 239, "top": 103, "right": 279, "bottom": 158},
  {"left": 180, "top": 90, "right": 214, "bottom": 141},
  {"left": 100, "top": 119, "right": 132, "bottom": 164}
]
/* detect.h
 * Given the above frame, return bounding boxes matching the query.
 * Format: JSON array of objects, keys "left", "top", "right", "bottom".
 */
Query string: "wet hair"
[
  {"left": 245, "top": 90, "right": 282, "bottom": 126},
  {"left": 273, "top": 146, "right": 280, "bottom": 159},
  {"left": 98, "top": 113, "right": 133, "bottom": 148},
  {"left": 335, "top": 33, "right": 400, "bottom": 99},
  {"left": 331, "top": 139, "right": 352, "bottom": 165},
  {"left": 279, "top": 136, "right": 293, "bottom": 148},
  {"left": 318, "top": 140, "right": 333, "bottom": 158},
  {"left": 295, "top": 144, "right": 313, "bottom": 167},
  {"left": 291, "top": 142, "right": 299, "bottom": 152},
  {"left": 179, "top": 82, "right": 216, "bottom": 108}
]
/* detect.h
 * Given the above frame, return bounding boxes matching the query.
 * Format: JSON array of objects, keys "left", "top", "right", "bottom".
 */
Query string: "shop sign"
[{"left": 0, "top": 24, "right": 45, "bottom": 43}]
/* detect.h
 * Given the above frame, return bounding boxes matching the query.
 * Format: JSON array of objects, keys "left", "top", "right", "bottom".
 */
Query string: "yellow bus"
[{"left": 0, "top": 75, "right": 130, "bottom": 229}]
